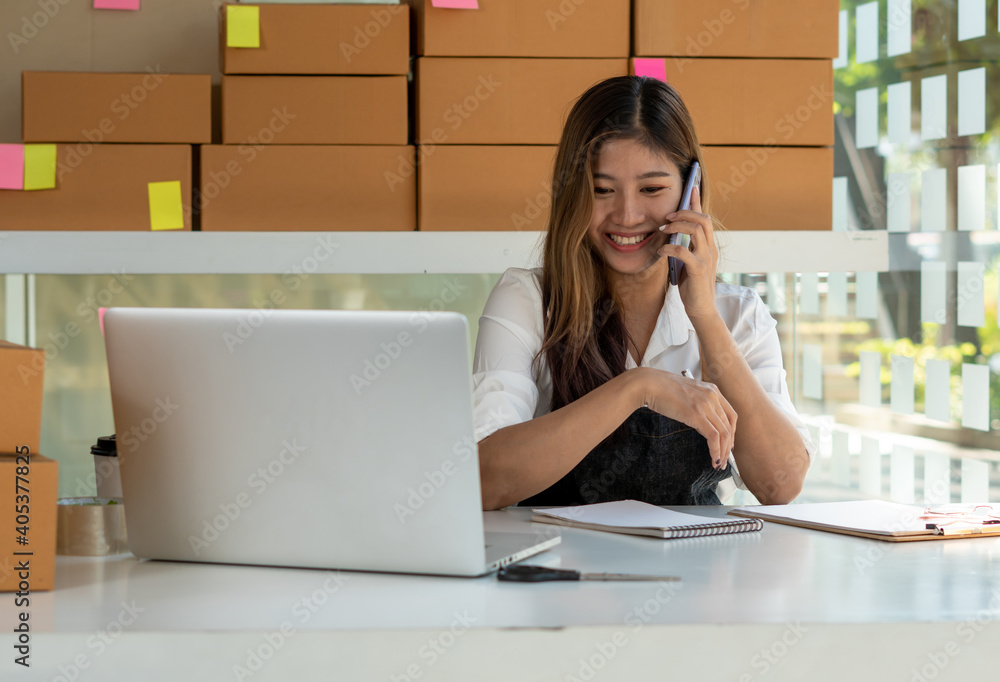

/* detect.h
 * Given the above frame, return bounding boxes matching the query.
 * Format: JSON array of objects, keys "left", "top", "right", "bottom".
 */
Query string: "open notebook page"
[{"left": 534, "top": 500, "right": 746, "bottom": 530}]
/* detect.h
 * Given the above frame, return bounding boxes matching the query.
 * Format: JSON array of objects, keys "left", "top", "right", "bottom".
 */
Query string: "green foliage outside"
[{"left": 845, "top": 260, "right": 1000, "bottom": 425}]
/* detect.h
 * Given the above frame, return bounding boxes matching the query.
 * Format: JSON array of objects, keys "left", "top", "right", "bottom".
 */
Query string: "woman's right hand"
[{"left": 633, "top": 367, "right": 737, "bottom": 470}]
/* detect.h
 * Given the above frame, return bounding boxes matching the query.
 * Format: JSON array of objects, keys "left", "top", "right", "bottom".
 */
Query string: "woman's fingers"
[
  {"left": 716, "top": 389, "right": 736, "bottom": 469},
  {"left": 721, "top": 395, "right": 738, "bottom": 461},
  {"left": 663, "top": 187, "right": 716, "bottom": 267},
  {"left": 661, "top": 217, "right": 706, "bottom": 254},
  {"left": 708, "top": 403, "right": 731, "bottom": 469},
  {"left": 659, "top": 213, "right": 715, "bottom": 287},
  {"left": 658, "top": 240, "right": 696, "bottom": 270},
  {"left": 709, "top": 384, "right": 737, "bottom": 467},
  {"left": 694, "top": 417, "right": 722, "bottom": 469},
  {"left": 647, "top": 370, "right": 737, "bottom": 471},
  {"left": 691, "top": 183, "right": 703, "bottom": 212},
  {"left": 695, "top": 384, "right": 736, "bottom": 470},
  {"left": 688, "top": 391, "right": 721, "bottom": 469},
  {"left": 690, "top": 186, "right": 714, "bottom": 245}
]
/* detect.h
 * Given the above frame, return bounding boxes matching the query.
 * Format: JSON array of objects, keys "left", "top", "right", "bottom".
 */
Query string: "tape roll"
[{"left": 56, "top": 497, "right": 129, "bottom": 556}]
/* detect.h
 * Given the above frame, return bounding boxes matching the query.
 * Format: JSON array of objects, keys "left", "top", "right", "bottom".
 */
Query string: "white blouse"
[{"left": 471, "top": 266, "right": 817, "bottom": 502}]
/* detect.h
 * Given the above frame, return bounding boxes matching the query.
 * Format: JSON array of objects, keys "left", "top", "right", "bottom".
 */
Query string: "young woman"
[{"left": 472, "top": 76, "right": 815, "bottom": 511}]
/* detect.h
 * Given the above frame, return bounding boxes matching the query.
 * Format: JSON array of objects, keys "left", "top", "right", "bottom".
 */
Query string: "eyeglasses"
[{"left": 920, "top": 504, "right": 1000, "bottom": 527}]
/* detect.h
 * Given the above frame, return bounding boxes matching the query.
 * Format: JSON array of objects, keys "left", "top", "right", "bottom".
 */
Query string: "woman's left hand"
[{"left": 657, "top": 186, "right": 719, "bottom": 321}]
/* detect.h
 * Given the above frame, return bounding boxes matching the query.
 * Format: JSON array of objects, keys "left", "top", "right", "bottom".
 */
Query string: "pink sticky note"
[
  {"left": 633, "top": 58, "right": 667, "bottom": 82},
  {"left": 0, "top": 144, "right": 25, "bottom": 190},
  {"left": 431, "top": 0, "right": 479, "bottom": 8},
  {"left": 94, "top": 0, "right": 141, "bottom": 10},
  {"left": 99, "top": 308, "right": 107, "bottom": 336}
]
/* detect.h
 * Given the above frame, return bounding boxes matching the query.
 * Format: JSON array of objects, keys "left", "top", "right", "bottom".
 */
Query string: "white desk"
[{"left": 3, "top": 507, "right": 999, "bottom": 681}]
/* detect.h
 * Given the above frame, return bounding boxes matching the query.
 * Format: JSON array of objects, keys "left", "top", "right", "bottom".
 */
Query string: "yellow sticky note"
[
  {"left": 148, "top": 181, "right": 185, "bottom": 231},
  {"left": 23, "top": 144, "right": 57, "bottom": 191},
  {"left": 227, "top": 6, "right": 260, "bottom": 48}
]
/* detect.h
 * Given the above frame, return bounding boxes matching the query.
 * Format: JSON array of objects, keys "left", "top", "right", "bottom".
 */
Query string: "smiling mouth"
[{"left": 607, "top": 232, "right": 653, "bottom": 246}]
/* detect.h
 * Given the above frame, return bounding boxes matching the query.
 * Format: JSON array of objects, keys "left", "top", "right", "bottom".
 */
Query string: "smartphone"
[{"left": 667, "top": 161, "right": 701, "bottom": 287}]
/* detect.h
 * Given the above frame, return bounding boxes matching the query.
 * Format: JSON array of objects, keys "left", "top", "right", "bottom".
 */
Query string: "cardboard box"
[
  {"left": 412, "top": 0, "right": 629, "bottom": 57},
  {"left": 634, "top": 0, "right": 839, "bottom": 59},
  {"left": 238, "top": 0, "right": 401, "bottom": 3},
  {"left": 702, "top": 146, "right": 832, "bottom": 230},
  {"left": 222, "top": 4, "right": 409, "bottom": 75},
  {"left": 0, "top": 145, "right": 193, "bottom": 231},
  {"left": 221, "top": 76, "right": 408, "bottom": 145},
  {"left": 416, "top": 58, "right": 627, "bottom": 145},
  {"left": 0, "top": 452, "right": 57, "bottom": 592},
  {"left": 630, "top": 58, "right": 833, "bottom": 147},
  {"left": 0, "top": 343, "right": 45, "bottom": 455},
  {"left": 199, "top": 145, "right": 416, "bottom": 230},
  {"left": 22, "top": 71, "right": 211, "bottom": 144},
  {"left": 419, "top": 145, "right": 556, "bottom": 231},
  {"left": 240, "top": 0, "right": 402, "bottom": 3}
]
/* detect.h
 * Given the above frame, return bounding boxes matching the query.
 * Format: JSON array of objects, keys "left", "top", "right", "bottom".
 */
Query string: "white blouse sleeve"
[
  {"left": 471, "top": 268, "right": 545, "bottom": 442},
  {"left": 727, "top": 290, "right": 818, "bottom": 491}
]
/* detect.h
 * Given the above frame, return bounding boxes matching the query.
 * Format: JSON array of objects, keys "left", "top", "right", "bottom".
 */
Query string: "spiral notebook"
[{"left": 531, "top": 500, "right": 763, "bottom": 539}]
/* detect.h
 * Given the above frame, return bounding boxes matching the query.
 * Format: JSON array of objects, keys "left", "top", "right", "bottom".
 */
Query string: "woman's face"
[{"left": 587, "top": 138, "right": 684, "bottom": 278}]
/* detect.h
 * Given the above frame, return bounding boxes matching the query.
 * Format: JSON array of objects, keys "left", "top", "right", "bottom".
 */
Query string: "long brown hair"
[{"left": 535, "top": 76, "right": 709, "bottom": 443}]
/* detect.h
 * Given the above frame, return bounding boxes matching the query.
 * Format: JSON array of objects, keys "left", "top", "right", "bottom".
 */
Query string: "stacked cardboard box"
[
  {"left": 1, "top": 1, "right": 838, "bottom": 233},
  {"left": 413, "top": 0, "right": 630, "bottom": 231},
  {"left": 633, "top": 0, "right": 838, "bottom": 230},
  {"left": 205, "top": 3, "right": 414, "bottom": 230},
  {"left": 0, "top": 343, "right": 57, "bottom": 592},
  {"left": 0, "top": 71, "right": 208, "bottom": 230}
]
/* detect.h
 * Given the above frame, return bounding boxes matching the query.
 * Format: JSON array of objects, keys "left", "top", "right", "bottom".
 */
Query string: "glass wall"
[
  {"left": 25, "top": 273, "right": 499, "bottom": 495},
  {"left": 791, "top": 0, "right": 1000, "bottom": 505}
]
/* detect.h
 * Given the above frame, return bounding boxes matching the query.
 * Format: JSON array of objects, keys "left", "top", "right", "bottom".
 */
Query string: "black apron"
[{"left": 519, "top": 407, "right": 732, "bottom": 506}]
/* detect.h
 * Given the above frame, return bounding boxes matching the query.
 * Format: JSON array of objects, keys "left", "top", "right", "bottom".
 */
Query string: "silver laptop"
[{"left": 103, "top": 307, "right": 559, "bottom": 577}]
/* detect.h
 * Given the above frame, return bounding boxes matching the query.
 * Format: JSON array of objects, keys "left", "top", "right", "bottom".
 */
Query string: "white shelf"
[{"left": 0, "top": 230, "right": 887, "bottom": 275}]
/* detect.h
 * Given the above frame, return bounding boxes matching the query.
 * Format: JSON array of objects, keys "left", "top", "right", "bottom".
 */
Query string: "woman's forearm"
[
  {"left": 693, "top": 314, "right": 810, "bottom": 504},
  {"left": 477, "top": 371, "right": 646, "bottom": 510}
]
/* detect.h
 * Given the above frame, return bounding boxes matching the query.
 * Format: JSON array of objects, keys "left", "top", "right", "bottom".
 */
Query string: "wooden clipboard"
[{"left": 728, "top": 500, "right": 1000, "bottom": 542}]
